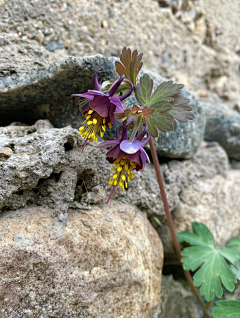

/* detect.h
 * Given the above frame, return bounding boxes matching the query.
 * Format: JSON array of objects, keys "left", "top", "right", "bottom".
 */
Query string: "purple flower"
[
  {"left": 72, "top": 69, "right": 133, "bottom": 146},
  {"left": 97, "top": 123, "right": 150, "bottom": 202}
]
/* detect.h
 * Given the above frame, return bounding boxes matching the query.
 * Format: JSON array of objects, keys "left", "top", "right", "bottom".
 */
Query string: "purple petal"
[
  {"left": 93, "top": 69, "right": 102, "bottom": 91},
  {"left": 141, "top": 132, "right": 150, "bottom": 147},
  {"left": 106, "top": 145, "right": 125, "bottom": 159},
  {"left": 126, "top": 151, "right": 141, "bottom": 167},
  {"left": 87, "top": 90, "right": 105, "bottom": 96},
  {"left": 120, "top": 140, "right": 142, "bottom": 154},
  {"left": 116, "top": 126, "right": 122, "bottom": 139},
  {"left": 109, "top": 97, "right": 124, "bottom": 112},
  {"left": 72, "top": 93, "right": 94, "bottom": 100},
  {"left": 83, "top": 104, "right": 91, "bottom": 114},
  {"left": 136, "top": 125, "right": 148, "bottom": 141},
  {"left": 109, "top": 103, "right": 116, "bottom": 124},
  {"left": 121, "top": 121, "right": 133, "bottom": 140},
  {"left": 119, "top": 83, "right": 134, "bottom": 101},
  {"left": 108, "top": 75, "right": 124, "bottom": 96},
  {"left": 89, "top": 95, "right": 110, "bottom": 117},
  {"left": 96, "top": 140, "right": 120, "bottom": 149},
  {"left": 140, "top": 148, "right": 150, "bottom": 163}
]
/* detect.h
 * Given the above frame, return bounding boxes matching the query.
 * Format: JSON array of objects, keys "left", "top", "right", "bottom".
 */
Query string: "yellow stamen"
[
  {"left": 93, "top": 118, "right": 97, "bottom": 125},
  {"left": 103, "top": 118, "right": 106, "bottom": 124},
  {"left": 86, "top": 115, "right": 91, "bottom": 120},
  {"left": 108, "top": 122, "right": 112, "bottom": 129},
  {"left": 108, "top": 159, "right": 137, "bottom": 192},
  {"left": 79, "top": 126, "right": 85, "bottom": 132},
  {"left": 87, "top": 121, "right": 93, "bottom": 125},
  {"left": 88, "top": 110, "right": 93, "bottom": 114},
  {"left": 102, "top": 125, "right": 106, "bottom": 132},
  {"left": 100, "top": 131, "right": 104, "bottom": 138}
]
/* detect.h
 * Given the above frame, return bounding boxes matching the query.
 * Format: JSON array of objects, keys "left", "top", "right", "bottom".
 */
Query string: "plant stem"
[
  {"left": 203, "top": 301, "right": 213, "bottom": 318},
  {"left": 149, "top": 136, "right": 211, "bottom": 318}
]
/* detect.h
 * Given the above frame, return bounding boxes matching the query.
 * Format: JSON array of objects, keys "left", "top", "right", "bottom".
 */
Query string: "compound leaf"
[
  {"left": 136, "top": 73, "right": 194, "bottom": 137},
  {"left": 211, "top": 301, "right": 240, "bottom": 318},
  {"left": 226, "top": 238, "right": 240, "bottom": 255},
  {"left": 177, "top": 222, "right": 240, "bottom": 302}
]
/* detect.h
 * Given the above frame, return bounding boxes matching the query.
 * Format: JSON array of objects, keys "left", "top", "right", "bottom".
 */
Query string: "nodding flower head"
[
  {"left": 72, "top": 69, "right": 133, "bottom": 148},
  {"left": 97, "top": 123, "right": 150, "bottom": 203}
]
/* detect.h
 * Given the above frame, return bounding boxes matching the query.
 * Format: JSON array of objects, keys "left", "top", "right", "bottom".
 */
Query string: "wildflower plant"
[
  {"left": 73, "top": 47, "right": 240, "bottom": 318},
  {"left": 73, "top": 47, "right": 194, "bottom": 202}
]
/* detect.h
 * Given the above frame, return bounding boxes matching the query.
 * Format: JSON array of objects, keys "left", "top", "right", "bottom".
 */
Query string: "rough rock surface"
[
  {"left": 1, "top": 121, "right": 239, "bottom": 260},
  {"left": 0, "top": 55, "right": 204, "bottom": 159},
  {"left": 0, "top": 120, "right": 180, "bottom": 215},
  {"left": 1, "top": 0, "right": 240, "bottom": 107},
  {"left": 203, "top": 104, "right": 240, "bottom": 160},
  {"left": 159, "top": 275, "right": 240, "bottom": 318},
  {"left": 160, "top": 276, "right": 200, "bottom": 318},
  {"left": 0, "top": 204, "right": 163, "bottom": 318},
  {"left": 157, "top": 141, "right": 240, "bottom": 255}
]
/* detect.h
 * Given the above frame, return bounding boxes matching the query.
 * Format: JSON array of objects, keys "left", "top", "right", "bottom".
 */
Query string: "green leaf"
[
  {"left": 230, "top": 261, "right": 240, "bottom": 281},
  {"left": 135, "top": 74, "right": 153, "bottom": 105},
  {"left": 149, "top": 81, "right": 184, "bottom": 107},
  {"left": 136, "top": 73, "right": 194, "bottom": 137},
  {"left": 151, "top": 216, "right": 162, "bottom": 226},
  {"left": 211, "top": 301, "right": 240, "bottom": 318},
  {"left": 146, "top": 111, "right": 176, "bottom": 135},
  {"left": 177, "top": 222, "right": 239, "bottom": 302},
  {"left": 226, "top": 238, "right": 240, "bottom": 255},
  {"left": 168, "top": 94, "right": 195, "bottom": 123}
]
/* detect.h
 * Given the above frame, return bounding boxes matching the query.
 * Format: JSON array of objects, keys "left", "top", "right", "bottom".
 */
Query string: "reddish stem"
[{"left": 149, "top": 137, "right": 211, "bottom": 318}]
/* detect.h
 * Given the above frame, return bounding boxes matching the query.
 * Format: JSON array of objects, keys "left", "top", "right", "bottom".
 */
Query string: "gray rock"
[
  {"left": 0, "top": 120, "right": 179, "bottom": 216},
  {"left": 45, "top": 40, "right": 64, "bottom": 52},
  {"left": 203, "top": 104, "right": 240, "bottom": 160},
  {"left": 0, "top": 55, "right": 204, "bottom": 158},
  {"left": 1, "top": 121, "right": 239, "bottom": 260},
  {"left": 158, "top": 141, "right": 240, "bottom": 257},
  {"left": 160, "top": 275, "right": 200, "bottom": 318}
]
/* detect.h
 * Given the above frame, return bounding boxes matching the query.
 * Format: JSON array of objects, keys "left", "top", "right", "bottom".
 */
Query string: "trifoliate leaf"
[
  {"left": 230, "top": 261, "right": 240, "bottom": 281},
  {"left": 211, "top": 301, "right": 240, "bottom": 318},
  {"left": 226, "top": 238, "right": 240, "bottom": 255},
  {"left": 135, "top": 73, "right": 194, "bottom": 137},
  {"left": 115, "top": 47, "right": 143, "bottom": 86},
  {"left": 177, "top": 222, "right": 240, "bottom": 302}
]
